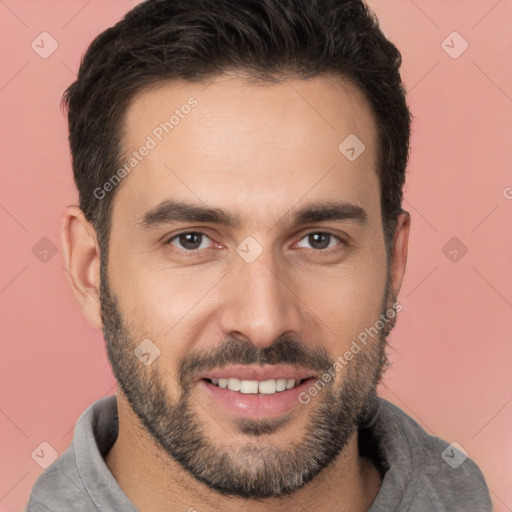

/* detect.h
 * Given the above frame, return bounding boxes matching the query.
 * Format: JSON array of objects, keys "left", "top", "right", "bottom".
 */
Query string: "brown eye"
[
  {"left": 297, "top": 232, "right": 342, "bottom": 251},
  {"left": 308, "top": 233, "right": 331, "bottom": 250},
  {"left": 168, "top": 232, "right": 212, "bottom": 251}
]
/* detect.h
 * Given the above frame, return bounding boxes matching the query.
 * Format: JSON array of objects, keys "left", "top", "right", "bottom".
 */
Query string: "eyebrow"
[{"left": 136, "top": 199, "right": 369, "bottom": 231}]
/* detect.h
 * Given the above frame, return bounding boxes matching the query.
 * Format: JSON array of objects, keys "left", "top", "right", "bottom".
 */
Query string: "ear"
[
  {"left": 61, "top": 205, "right": 103, "bottom": 330},
  {"left": 389, "top": 211, "right": 411, "bottom": 300}
]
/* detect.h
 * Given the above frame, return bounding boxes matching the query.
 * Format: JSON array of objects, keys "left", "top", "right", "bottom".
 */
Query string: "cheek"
[
  {"left": 301, "top": 254, "right": 387, "bottom": 353},
  {"left": 112, "top": 265, "right": 225, "bottom": 366},
  {"left": 109, "top": 236, "right": 217, "bottom": 332}
]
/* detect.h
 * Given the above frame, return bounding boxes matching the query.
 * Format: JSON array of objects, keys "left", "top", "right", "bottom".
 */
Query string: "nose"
[{"left": 218, "top": 249, "right": 304, "bottom": 349}]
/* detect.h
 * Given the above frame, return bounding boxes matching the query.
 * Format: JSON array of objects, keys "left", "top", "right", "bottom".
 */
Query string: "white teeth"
[
  {"left": 239, "top": 380, "right": 259, "bottom": 394},
  {"left": 286, "top": 379, "right": 296, "bottom": 390},
  {"left": 209, "top": 377, "right": 302, "bottom": 393},
  {"left": 227, "top": 378, "right": 241, "bottom": 391},
  {"left": 258, "top": 379, "right": 276, "bottom": 394},
  {"left": 275, "top": 378, "right": 287, "bottom": 392}
]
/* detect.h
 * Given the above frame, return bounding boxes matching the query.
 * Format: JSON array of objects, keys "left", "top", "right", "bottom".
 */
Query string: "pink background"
[{"left": 1, "top": 0, "right": 511, "bottom": 510}]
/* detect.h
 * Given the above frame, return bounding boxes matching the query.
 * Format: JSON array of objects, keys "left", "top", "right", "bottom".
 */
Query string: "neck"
[{"left": 105, "top": 393, "right": 382, "bottom": 512}]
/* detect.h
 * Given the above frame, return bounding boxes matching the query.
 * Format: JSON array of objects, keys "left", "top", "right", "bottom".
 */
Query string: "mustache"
[{"left": 178, "top": 335, "right": 334, "bottom": 387}]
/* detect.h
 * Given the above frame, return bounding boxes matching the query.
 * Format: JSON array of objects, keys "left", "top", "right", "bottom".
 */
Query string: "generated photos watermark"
[
  {"left": 93, "top": 96, "right": 198, "bottom": 200},
  {"left": 298, "top": 301, "right": 403, "bottom": 404}
]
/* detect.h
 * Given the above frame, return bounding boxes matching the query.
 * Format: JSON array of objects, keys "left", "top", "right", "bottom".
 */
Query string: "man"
[{"left": 26, "top": 0, "right": 492, "bottom": 510}]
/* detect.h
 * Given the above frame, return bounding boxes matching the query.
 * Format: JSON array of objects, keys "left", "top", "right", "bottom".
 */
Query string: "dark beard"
[{"left": 100, "top": 262, "right": 393, "bottom": 499}]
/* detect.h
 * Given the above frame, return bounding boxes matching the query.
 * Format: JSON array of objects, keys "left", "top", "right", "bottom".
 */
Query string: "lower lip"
[{"left": 197, "top": 378, "right": 316, "bottom": 420}]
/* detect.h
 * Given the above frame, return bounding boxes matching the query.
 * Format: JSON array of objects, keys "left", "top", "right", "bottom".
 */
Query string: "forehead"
[{"left": 113, "top": 73, "right": 380, "bottom": 228}]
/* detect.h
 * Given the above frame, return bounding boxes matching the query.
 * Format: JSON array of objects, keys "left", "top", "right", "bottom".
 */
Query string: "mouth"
[
  {"left": 197, "top": 368, "right": 318, "bottom": 420},
  {"left": 203, "top": 377, "right": 309, "bottom": 394}
]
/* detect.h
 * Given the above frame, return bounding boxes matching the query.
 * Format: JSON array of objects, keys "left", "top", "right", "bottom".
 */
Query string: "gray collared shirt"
[{"left": 25, "top": 395, "right": 493, "bottom": 511}]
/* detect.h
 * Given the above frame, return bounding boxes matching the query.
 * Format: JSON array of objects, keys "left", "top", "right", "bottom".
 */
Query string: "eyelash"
[{"left": 165, "top": 231, "right": 346, "bottom": 257}]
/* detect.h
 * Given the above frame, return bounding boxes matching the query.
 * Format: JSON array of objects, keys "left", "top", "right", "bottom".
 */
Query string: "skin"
[{"left": 61, "top": 72, "right": 410, "bottom": 512}]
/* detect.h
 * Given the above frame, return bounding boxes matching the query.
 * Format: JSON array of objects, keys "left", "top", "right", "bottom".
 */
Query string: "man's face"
[{"left": 100, "top": 74, "right": 396, "bottom": 498}]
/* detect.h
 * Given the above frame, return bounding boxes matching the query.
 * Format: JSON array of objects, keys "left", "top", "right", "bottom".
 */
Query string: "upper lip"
[{"left": 196, "top": 364, "right": 317, "bottom": 382}]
